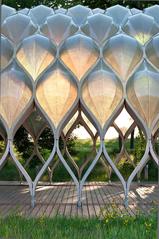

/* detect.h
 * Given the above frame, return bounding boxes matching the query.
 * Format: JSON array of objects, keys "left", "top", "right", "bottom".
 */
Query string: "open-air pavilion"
[{"left": 0, "top": 4, "right": 159, "bottom": 218}]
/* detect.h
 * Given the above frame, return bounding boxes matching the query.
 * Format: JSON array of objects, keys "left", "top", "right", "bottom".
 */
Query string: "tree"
[{"left": 2, "top": 0, "right": 158, "bottom": 10}]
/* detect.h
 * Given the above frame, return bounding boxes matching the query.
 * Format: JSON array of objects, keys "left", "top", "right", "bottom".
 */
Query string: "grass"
[{"left": 0, "top": 210, "right": 157, "bottom": 239}]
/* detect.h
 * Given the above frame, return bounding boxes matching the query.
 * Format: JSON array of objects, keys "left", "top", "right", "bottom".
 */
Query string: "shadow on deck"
[{"left": 0, "top": 182, "right": 158, "bottom": 218}]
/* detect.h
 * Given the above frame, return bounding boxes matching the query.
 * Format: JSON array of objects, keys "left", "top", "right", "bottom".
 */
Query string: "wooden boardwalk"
[{"left": 0, "top": 182, "right": 158, "bottom": 218}]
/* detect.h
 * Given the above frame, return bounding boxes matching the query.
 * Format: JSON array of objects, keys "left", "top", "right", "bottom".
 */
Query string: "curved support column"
[
  {"left": 126, "top": 138, "right": 150, "bottom": 201},
  {"left": 9, "top": 140, "right": 33, "bottom": 202}
]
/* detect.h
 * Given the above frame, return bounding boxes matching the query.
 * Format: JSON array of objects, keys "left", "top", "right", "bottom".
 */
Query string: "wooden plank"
[
  {"left": 63, "top": 183, "right": 72, "bottom": 217},
  {"left": 93, "top": 182, "right": 105, "bottom": 217},
  {"left": 44, "top": 186, "right": 57, "bottom": 217},
  {"left": 57, "top": 185, "right": 68, "bottom": 216},
  {"left": 36, "top": 186, "right": 53, "bottom": 217},
  {"left": 89, "top": 183, "right": 99, "bottom": 217},
  {"left": 81, "top": 185, "right": 89, "bottom": 218},
  {"left": 49, "top": 186, "right": 64, "bottom": 217},
  {"left": 0, "top": 183, "right": 158, "bottom": 218},
  {"left": 0, "top": 186, "right": 26, "bottom": 216},
  {"left": 28, "top": 188, "right": 45, "bottom": 218},
  {"left": 70, "top": 185, "right": 78, "bottom": 218}
]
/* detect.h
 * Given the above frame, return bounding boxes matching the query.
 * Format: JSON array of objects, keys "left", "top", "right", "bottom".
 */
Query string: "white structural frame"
[{"left": 0, "top": 4, "right": 159, "bottom": 208}]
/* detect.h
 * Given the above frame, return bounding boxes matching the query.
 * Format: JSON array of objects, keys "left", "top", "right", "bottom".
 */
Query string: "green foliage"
[
  {"left": 38, "top": 127, "right": 54, "bottom": 151},
  {"left": 49, "top": 155, "right": 72, "bottom": 182},
  {"left": 0, "top": 141, "right": 5, "bottom": 158},
  {"left": 2, "top": 0, "right": 158, "bottom": 10},
  {"left": 105, "top": 139, "right": 120, "bottom": 158},
  {"left": 14, "top": 127, "right": 34, "bottom": 159},
  {"left": 100, "top": 205, "right": 157, "bottom": 239},
  {"left": 0, "top": 141, "right": 24, "bottom": 181},
  {"left": 67, "top": 139, "right": 94, "bottom": 165},
  {"left": 0, "top": 131, "right": 158, "bottom": 182},
  {"left": 0, "top": 157, "right": 21, "bottom": 181},
  {"left": 117, "top": 157, "right": 134, "bottom": 180},
  {"left": 133, "top": 129, "right": 146, "bottom": 165}
]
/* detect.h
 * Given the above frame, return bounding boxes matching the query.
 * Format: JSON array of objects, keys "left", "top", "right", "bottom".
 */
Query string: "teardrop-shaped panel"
[
  {"left": 82, "top": 62, "right": 123, "bottom": 127},
  {"left": 123, "top": 14, "right": 159, "bottom": 45},
  {"left": 18, "top": 8, "right": 29, "bottom": 15},
  {"left": 23, "top": 109, "right": 47, "bottom": 140},
  {"left": 67, "top": 5, "right": 93, "bottom": 26},
  {"left": 145, "top": 5, "right": 159, "bottom": 25},
  {"left": 60, "top": 34, "right": 99, "bottom": 80},
  {"left": 93, "top": 8, "right": 105, "bottom": 14},
  {"left": 126, "top": 62, "right": 159, "bottom": 128},
  {"left": 0, "top": 63, "right": 32, "bottom": 129},
  {"left": 36, "top": 62, "right": 78, "bottom": 127},
  {"left": 28, "top": 5, "right": 54, "bottom": 26},
  {"left": 1, "top": 36, "right": 14, "bottom": 70},
  {"left": 40, "top": 14, "right": 78, "bottom": 46},
  {"left": 105, "top": 5, "right": 132, "bottom": 26},
  {"left": 131, "top": 8, "right": 142, "bottom": 15},
  {"left": 55, "top": 8, "right": 67, "bottom": 14},
  {"left": 2, "top": 13, "right": 37, "bottom": 45},
  {"left": 81, "top": 14, "right": 118, "bottom": 45},
  {"left": 1, "top": 5, "right": 16, "bottom": 23},
  {"left": 16, "top": 34, "right": 56, "bottom": 81},
  {"left": 145, "top": 35, "right": 159, "bottom": 69},
  {"left": 103, "top": 34, "right": 143, "bottom": 82}
]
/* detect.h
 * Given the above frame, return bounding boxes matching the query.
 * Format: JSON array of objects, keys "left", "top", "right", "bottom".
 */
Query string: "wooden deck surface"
[{"left": 0, "top": 182, "right": 158, "bottom": 218}]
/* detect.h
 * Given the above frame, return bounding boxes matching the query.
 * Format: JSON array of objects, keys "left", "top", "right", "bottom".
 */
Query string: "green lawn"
[{"left": 0, "top": 211, "right": 157, "bottom": 239}]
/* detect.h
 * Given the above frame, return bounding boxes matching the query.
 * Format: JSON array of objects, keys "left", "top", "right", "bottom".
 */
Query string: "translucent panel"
[
  {"left": 82, "top": 62, "right": 123, "bottom": 127},
  {"left": 23, "top": 109, "right": 47, "bottom": 140},
  {"left": 0, "top": 63, "right": 32, "bottom": 128},
  {"left": 36, "top": 62, "right": 78, "bottom": 127},
  {"left": 18, "top": 8, "right": 29, "bottom": 15},
  {"left": 55, "top": 8, "right": 67, "bottom": 14},
  {"left": 123, "top": 14, "right": 159, "bottom": 45},
  {"left": 103, "top": 34, "right": 143, "bottom": 81},
  {"left": 145, "top": 35, "right": 159, "bottom": 69},
  {"left": 0, "top": 120, "right": 7, "bottom": 140},
  {"left": 63, "top": 112, "right": 78, "bottom": 135},
  {"left": 127, "top": 63, "right": 159, "bottom": 128},
  {"left": 145, "top": 5, "right": 159, "bottom": 24},
  {"left": 152, "top": 121, "right": 159, "bottom": 136},
  {"left": 40, "top": 14, "right": 78, "bottom": 46},
  {"left": 28, "top": 5, "right": 54, "bottom": 26},
  {"left": 2, "top": 13, "right": 37, "bottom": 45},
  {"left": 67, "top": 5, "right": 93, "bottom": 26},
  {"left": 131, "top": 8, "right": 142, "bottom": 15},
  {"left": 60, "top": 34, "right": 99, "bottom": 80},
  {"left": 81, "top": 14, "right": 118, "bottom": 45},
  {"left": 16, "top": 34, "right": 56, "bottom": 81},
  {"left": 1, "top": 36, "right": 14, "bottom": 70},
  {"left": 1, "top": 5, "right": 16, "bottom": 23},
  {"left": 81, "top": 112, "right": 96, "bottom": 135},
  {"left": 93, "top": 8, "right": 105, "bottom": 14},
  {"left": 106, "top": 5, "right": 132, "bottom": 26},
  {"left": 114, "top": 108, "right": 134, "bottom": 135}
]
